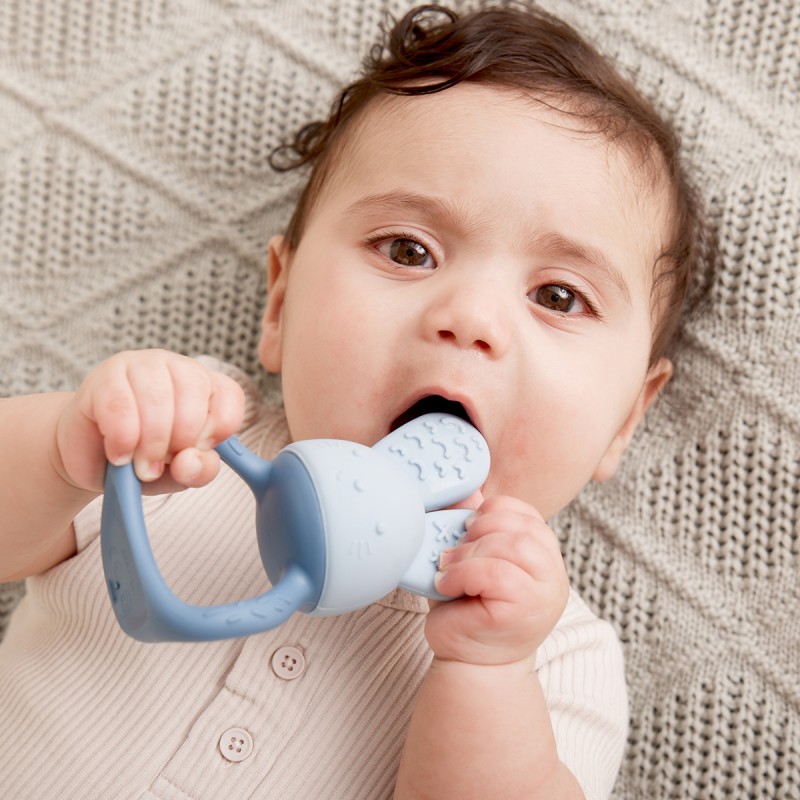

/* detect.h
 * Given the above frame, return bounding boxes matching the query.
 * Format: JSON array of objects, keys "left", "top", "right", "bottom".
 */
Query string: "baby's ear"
[
  {"left": 592, "top": 357, "right": 673, "bottom": 482},
  {"left": 258, "top": 235, "right": 291, "bottom": 374}
]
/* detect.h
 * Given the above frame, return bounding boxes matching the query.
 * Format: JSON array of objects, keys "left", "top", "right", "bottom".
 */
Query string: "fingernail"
[
  {"left": 438, "top": 548, "right": 456, "bottom": 570},
  {"left": 135, "top": 457, "right": 163, "bottom": 481},
  {"left": 434, "top": 570, "right": 446, "bottom": 589},
  {"left": 197, "top": 438, "right": 215, "bottom": 452},
  {"left": 464, "top": 512, "right": 478, "bottom": 529},
  {"left": 110, "top": 453, "right": 132, "bottom": 467}
]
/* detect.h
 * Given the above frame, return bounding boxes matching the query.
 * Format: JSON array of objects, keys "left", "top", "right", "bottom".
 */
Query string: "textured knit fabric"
[
  {"left": 1, "top": 1, "right": 798, "bottom": 799},
  {"left": 0, "top": 358, "right": 627, "bottom": 800}
]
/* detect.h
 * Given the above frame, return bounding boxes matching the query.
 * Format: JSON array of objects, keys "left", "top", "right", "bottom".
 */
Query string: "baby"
[{"left": 0, "top": 4, "right": 703, "bottom": 799}]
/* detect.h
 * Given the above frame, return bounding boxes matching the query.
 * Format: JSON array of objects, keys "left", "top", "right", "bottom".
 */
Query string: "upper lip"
[{"left": 389, "top": 388, "right": 482, "bottom": 435}]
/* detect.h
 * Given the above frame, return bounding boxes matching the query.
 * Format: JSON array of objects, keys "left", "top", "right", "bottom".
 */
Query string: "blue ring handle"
[{"left": 101, "top": 449, "right": 318, "bottom": 642}]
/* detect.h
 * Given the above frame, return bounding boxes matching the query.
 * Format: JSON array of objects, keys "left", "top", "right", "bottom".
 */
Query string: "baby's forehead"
[
  {"left": 343, "top": 86, "right": 666, "bottom": 185},
  {"left": 324, "top": 85, "right": 675, "bottom": 257}
]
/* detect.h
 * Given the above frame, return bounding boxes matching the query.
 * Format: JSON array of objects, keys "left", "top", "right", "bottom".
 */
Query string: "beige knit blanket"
[{"left": 1, "top": 1, "right": 798, "bottom": 797}]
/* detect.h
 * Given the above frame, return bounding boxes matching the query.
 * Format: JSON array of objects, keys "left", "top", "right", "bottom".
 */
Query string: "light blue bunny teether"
[{"left": 101, "top": 413, "right": 489, "bottom": 642}]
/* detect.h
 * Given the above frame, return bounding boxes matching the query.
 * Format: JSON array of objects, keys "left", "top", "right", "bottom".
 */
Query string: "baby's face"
[{"left": 260, "top": 84, "right": 672, "bottom": 518}]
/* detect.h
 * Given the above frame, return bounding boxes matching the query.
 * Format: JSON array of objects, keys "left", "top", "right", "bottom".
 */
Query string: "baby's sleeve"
[{"left": 535, "top": 589, "right": 629, "bottom": 800}]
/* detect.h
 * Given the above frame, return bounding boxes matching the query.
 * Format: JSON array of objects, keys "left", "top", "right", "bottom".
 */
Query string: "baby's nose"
[{"left": 423, "top": 279, "right": 512, "bottom": 357}]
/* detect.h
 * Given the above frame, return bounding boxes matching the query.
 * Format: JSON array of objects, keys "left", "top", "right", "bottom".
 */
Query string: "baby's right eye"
[{"left": 378, "top": 237, "right": 435, "bottom": 269}]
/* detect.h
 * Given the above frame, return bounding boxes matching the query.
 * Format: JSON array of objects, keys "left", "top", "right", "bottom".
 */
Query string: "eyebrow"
[
  {"left": 345, "top": 191, "right": 461, "bottom": 228},
  {"left": 345, "top": 191, "right": 632, "bottom": 305},
  {"left": 533, "top": 230, "right": 632, "bottom": 305}
]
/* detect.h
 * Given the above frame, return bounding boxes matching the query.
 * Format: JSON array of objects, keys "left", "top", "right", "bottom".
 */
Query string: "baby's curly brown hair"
[{"left": 271, "top": 3, "right": 713, "bottom": 365}]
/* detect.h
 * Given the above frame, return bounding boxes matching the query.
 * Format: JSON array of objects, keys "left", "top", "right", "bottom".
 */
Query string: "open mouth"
[{"left": 390, "top": 395, "right": 474, "bottom": 432}]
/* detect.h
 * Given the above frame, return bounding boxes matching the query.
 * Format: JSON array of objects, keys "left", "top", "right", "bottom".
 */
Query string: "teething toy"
[{"left": 101, "top": 413, "right": 489, "bottom": 642}]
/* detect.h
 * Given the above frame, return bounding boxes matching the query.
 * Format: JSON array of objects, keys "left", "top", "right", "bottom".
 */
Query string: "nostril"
[{"left": 439, "top": 329, "right": 491, "bottom": 351}]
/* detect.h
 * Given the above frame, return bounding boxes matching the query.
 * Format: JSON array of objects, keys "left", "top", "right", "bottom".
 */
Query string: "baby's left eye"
[{"left": 531, "top": 284, "right": 587, "bottom": 314}]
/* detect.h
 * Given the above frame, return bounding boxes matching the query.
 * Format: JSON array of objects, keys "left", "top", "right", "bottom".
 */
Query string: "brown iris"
[
  {"left": 536, "top": 284, "right": 575, "bottom": 312},
  {"left": 389, "top": 238, "right": 429, "bottom": 267}
]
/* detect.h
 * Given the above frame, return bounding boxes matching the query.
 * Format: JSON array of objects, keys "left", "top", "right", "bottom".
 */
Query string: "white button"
[
  {"left": 219, "top": 727, "right": 253, "bottom": 762},
  {"left": 271, "top": 645, "right": 305, "bottom": 680}
]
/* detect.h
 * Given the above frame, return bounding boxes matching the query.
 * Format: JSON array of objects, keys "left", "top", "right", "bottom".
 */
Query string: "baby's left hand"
[{"left": 427, "top": 495, "right": 570, "bottom": 665}]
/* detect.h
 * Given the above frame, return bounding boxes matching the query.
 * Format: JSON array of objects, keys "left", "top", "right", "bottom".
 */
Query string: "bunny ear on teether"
[{"left": 371, "top": 413, "right": 490, "bottom": 511}]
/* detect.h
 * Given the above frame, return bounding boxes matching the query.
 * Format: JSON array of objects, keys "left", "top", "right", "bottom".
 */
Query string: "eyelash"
[{"left": 364, "top": 231, "right": 602, "bottom": 319}]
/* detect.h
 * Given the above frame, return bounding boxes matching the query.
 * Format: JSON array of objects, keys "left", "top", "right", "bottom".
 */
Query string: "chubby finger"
[
  {"left": 198, "top": 370, "right": 247, "bottom": 449},
  {"left": 468, "top": 494, "right": 544, "bottom": 526},
  {"left": 463, "top": 497, "right": 562, "bottom": 563},
  {"left": 126, "top": 360, "right": 175, "bottom": 481},
  {"left": 441, "top": 526, "right": 563, "bottom": 583},
  {"left": 465, "top": 512, "right": 563, "bottom": 565},
  {"left": 82, "top": 362, "right": 141, "bottom": 467},
  {"left": 166, "top": 357, "right": 216, "bottom": 453},
  {"left": 434, "top": 554, "right": 534, "bottom": 603},
  {"left": 169, "top": 447, "right": 222, "bottom": 488},
  {"left": 464, "top": 508, "right": 539, "bottom": 543},
  {"left": 138, "top": 449, "right": 220, "bottom": 496}
]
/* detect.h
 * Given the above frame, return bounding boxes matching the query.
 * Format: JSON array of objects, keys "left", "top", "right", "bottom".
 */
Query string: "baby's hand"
[
  {"left": 426, "top": 495, "right": 569, "bottom": 666},
  {"left": 55, "top": 350, "right": 245, "bottom": 495}
]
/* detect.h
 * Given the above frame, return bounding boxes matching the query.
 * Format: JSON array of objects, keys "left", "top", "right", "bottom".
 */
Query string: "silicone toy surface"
[{"left": 101, "top": 413, "right": 490, "bottom": 642}]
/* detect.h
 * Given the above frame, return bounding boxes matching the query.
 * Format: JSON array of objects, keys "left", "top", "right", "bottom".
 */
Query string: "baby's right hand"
[{"left": 54, "top": 350, "right": 246, "bottom": 495}]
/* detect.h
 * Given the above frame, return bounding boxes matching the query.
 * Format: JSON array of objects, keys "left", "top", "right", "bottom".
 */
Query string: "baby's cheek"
[{"left": 494, "top": 423, "right": 604, "bottom": 517}]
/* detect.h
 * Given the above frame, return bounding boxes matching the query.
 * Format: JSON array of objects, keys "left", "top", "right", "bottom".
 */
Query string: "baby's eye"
[
  {"left": 532, "top": 284, "right": 587, "bottom": 314},
  {"left": 380, "top": 237, "right": 434, "bottom": 269}
]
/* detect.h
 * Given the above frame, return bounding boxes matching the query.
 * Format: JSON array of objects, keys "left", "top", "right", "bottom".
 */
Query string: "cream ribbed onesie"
[{"left": 0, "top": 359, "right": 627, "bottom": 800}]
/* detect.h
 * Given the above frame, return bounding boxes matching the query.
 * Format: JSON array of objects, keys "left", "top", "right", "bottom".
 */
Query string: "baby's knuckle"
[
  {"left": 176, "top": 357, "right": 213, "bottom": 384},
  {"left": 95, "top": 385, "right": 134, "bottom": 420},
  {"left": 105, "top": 350, "right": 135, "bottom": 368},
  {"left": 137, "top": 381, "right": 172, "bottom": 408},
  {"left": 512, "top": 531, "right": 539, "bottom": 560}
]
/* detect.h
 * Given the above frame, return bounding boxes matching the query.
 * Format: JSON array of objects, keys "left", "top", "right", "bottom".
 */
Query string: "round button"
[
  {"left": 219, "top": 727, "right": 253, "bottom": 762},
  {"left": 271, "top": 645, "right": 306, "bottom": 680}
]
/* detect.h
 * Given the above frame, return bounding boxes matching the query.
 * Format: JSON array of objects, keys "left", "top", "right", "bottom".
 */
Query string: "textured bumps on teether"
[{"left": 372, "top": 414, "right": 490, "bottom": 511}]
